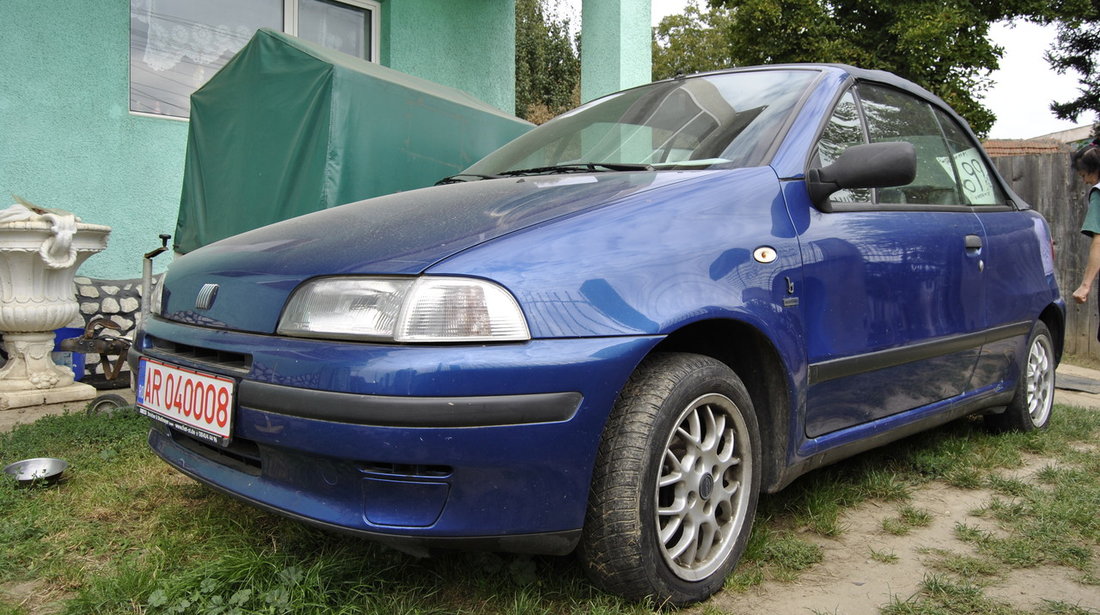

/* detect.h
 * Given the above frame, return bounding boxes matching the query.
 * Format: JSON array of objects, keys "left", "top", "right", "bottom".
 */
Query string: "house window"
[
  {"left": 130, "top": 0, "right": 380, "bottom": 119},
  {"left": 296, "top": 0, "right": 375, "bottom": 60}
]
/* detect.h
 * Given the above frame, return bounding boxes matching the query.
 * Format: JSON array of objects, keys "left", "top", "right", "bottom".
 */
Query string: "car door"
[
  {"left": 797, "top": 84, "right": 988, "bottom": 438},
  {"left": 929, "top": 105, "right": 1056, "bottom": 390}
]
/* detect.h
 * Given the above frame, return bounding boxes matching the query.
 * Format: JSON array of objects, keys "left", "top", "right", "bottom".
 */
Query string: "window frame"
[
  {"left": 809, "top": 87, "right": 871, "bottom": 204},
  {"left": 129, "top": 0, "right": 381, "bottom": 121},
  {"left": 807, "top": 80, "right": 1017, "bottom": 214},
  {"left": 928, "top": 105, "right": 1008, "bottom": 208},
  {"left": 283, "top": 0, "right": 381, "bottom": 64}
]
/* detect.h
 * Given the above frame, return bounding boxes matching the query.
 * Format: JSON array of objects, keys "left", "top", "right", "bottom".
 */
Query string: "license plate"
[{"left": 136, "top": 357, "right": 235, "bottom": 446}]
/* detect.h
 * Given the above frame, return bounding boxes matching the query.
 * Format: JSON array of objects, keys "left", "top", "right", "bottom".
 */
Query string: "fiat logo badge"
[{"left": 195, "top": 283, "right": 219, "bottom": 310}]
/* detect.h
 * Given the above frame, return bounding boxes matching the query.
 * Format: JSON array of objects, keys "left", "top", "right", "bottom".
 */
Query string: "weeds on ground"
[
  {"left": 0, "top": 404, "right": 1098, "bottom": 614},
  {"left": 883, "top": 505, "right": 934, "bottom": 536},
  {"left": 869, "top": 547, "right": 899, "bottom": 564},
  {"left": 0, "top": 410, "right": 651, "bottom": 615},
  {"left": 724, "top": 525, "right": 823, "bottom": 590},
  {"left": 881, "top": 574, "right": 1022, "bottom": 615},
  {"left": 919, "top": 548, "right": 1001, "bottom": 580},
  {"left": 959, "top": 462, "right": 1100, "bottom": 575},
  {"left": 724, "top": 404, "right": 1100, "bottom": 597},
  {"left": 882, "top": 574, "right": 1100, "bottom": 615}
]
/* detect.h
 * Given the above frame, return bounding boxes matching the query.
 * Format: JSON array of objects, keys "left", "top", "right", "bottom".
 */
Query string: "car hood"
[{"left": 159, "top": 171, "right": 711, "bottom": 333}]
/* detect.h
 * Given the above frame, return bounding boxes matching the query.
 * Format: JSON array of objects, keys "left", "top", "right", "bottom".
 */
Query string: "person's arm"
[{"left": 1074, "top": 233, "right": 1100, "bottom": 303}]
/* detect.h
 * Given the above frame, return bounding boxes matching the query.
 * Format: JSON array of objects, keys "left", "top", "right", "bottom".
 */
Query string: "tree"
[
  {"left": 515, "top": 0, "right": 580, "bottom": 124},
  {"left": 653, "top": 0, "right": 1055, "bottom": 137},
  {"left": 1047, "top": 0, "right": 1100, "bottom": 135},
  {"left": 652, "top": 1, "right": 734, "bottom": 79}
]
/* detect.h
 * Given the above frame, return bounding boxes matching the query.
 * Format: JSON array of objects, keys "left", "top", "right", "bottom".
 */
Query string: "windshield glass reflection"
[{"left": 468, "top": 69, "right": 820, "bottom": 175}]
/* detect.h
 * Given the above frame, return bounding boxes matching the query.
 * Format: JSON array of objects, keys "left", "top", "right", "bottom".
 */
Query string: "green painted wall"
[
  {"left": 580, "top": 0, "right": 651, "bottom": 103},
  {"left": 0, "top": 0, "right": 517, "bottom": 279},
  {"left": 383, "top": 0, "right": 516, "bottom": 113},
  {"left": 0, "top": 1, "right": 189, "bottom": 279}
]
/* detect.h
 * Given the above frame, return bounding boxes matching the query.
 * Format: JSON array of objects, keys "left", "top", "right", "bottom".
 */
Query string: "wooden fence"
[{"left": 991, "top": 152, "right": 1097, "bottom": 358}]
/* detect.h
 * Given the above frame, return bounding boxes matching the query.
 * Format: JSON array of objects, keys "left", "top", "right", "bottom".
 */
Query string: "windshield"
[{"left": 467, "top": 69, "right": 820, "bottom": 176}]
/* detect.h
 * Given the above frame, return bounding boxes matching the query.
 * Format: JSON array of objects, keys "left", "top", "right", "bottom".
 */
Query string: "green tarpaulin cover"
[{"left": 175, "top": 28, "right": 532, "bottom": 254}]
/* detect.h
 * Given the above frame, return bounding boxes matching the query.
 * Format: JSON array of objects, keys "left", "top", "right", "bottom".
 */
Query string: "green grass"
[
  {"left": 957, "top": 466, "right": 1100, "bottom": 574},
  {"left": 0, "top": 404, "right": 1098, "bottom": 614},
  {"left": 883, "top": 505, "right": 935, "bottom": 536},
  {"left": 920, "top": 548, "right": 1001, "bottom": 579},
  {"left": 870, "top": 547, "right": 899, "bottom": 564},
  {"left": 881, "top": 574, "right": 1022, "bottom": 615},
  {"left": 881, "top": 574, "right": 1100, "bottom": 615}
]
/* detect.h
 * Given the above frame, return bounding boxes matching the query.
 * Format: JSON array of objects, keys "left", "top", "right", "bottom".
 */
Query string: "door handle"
[{"left": 964, "top": 234, "right": 982, "bottom": 250}]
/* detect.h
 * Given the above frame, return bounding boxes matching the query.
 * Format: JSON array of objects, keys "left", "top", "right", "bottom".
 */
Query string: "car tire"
[
  {"left": 580, "top": 352, "right": 761, "bottom": 606},
  {"left": 985, "top": 321, "right": 1055, "bottom": 433}
]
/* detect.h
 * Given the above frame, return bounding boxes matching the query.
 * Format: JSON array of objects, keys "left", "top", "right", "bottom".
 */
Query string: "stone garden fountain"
[{"left": 0, "top": 203, "right": 110, "bottom": 410}]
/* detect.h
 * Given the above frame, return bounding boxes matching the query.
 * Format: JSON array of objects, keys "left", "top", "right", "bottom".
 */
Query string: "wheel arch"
[
  {"left": 649, "top": 318, "right": 793, "bottom": 493},
  {"left": 1039, "top": 303, "right": 1065, "bottom": 364}
]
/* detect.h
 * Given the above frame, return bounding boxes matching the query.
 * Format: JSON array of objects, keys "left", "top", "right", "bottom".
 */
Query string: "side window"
[
  {"left": 859, "top": 85, "right": 964, "bottom": 205},
  {"left": 814, "top": 90, "right": 870, "bottom": 203},
  {"left": 933, "top": 109, "right": 1007, "bottom": 206}
]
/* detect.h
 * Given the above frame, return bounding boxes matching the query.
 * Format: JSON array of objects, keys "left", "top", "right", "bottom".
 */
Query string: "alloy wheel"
[{"left": 655, "top": 393, "right": 753, "bottom": 581}]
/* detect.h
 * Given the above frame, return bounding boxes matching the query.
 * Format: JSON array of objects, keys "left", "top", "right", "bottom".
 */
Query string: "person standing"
[{"left": 1072, "top": 140, "right": 1100, "bottom": 321}]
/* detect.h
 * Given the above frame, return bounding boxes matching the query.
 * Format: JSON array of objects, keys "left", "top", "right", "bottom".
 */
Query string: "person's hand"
[{"left": 1073, "top": 284, "right": 1090, "bottom": 304}]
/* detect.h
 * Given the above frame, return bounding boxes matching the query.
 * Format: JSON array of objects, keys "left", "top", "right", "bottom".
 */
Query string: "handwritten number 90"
[{"left": 960, "top": 160, "right": 986, "bottom": 195}]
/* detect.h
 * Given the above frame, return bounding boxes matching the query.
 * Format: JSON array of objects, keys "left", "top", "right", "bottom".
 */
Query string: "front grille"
[
  {"left": 172, "top": 431, "right": 453, "bottom": 482},
  {"left": 173, "top": 431, "right": 262, "bottom": 476},
  {"left": 146, "top": 335, "right": 252, "bottom": 373}
]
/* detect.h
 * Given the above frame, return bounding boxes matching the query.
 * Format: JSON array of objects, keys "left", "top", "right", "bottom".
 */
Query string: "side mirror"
[{"left": 806, "top": 141, "right": 917, "bottom": 211}]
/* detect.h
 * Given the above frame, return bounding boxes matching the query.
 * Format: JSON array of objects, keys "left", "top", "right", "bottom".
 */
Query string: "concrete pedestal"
[{"left": 0, "top": 382, "right": 96, "bottom": 411}]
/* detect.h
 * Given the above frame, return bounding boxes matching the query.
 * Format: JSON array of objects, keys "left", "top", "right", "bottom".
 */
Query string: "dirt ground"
[
  {"left": 693, "top": 365, "right": 1100, "bottom": 615},
  {"left": 696, "top": 456, "right": 1098, "bottom": 615}
]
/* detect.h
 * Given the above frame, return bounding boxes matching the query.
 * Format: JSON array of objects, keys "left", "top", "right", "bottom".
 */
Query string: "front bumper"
[{"left": 129, "top": 317, "right": 659, "bottom": 554}]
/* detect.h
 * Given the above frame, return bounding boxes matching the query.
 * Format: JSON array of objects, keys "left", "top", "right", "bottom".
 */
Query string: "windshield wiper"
[
  {"left": 436, "top": 163, "right": 656, "bottom": 184},
  {"left": 434, "top": 173, "right": 505, "bottom": 185},
  {"left": 497, "top": 162, "right": 655, "bottom": 177}
]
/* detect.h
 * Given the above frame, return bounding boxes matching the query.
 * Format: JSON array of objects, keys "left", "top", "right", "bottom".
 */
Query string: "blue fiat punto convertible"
[{"left": 130, "top": 64, "right": 1064, "bottom": 605}]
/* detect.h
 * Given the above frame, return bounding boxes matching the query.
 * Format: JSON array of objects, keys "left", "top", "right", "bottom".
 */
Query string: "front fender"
[{"left": 429, "top": 168, "right": 804, "bottom": 344}]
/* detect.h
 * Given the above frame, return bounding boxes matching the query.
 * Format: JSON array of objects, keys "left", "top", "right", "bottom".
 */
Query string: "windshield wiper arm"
[
  {"left": 437, "top": 163, "right": 656, "bottom": 184},
  {"left": 434, "top": 173, "right": 504, "bottom": 185},
  {"left": 497, "top": 162, "right": 655, "bottom": 177}
]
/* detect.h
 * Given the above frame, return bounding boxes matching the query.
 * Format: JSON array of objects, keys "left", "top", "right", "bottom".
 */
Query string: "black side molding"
[{"left": 809, "top": 321, "right": 1032, "bottom": 385}]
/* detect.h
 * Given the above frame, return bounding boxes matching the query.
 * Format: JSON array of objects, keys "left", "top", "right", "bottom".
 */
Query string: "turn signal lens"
[{"left": 397, "top": 278, "right": 530, "bottom": 342}]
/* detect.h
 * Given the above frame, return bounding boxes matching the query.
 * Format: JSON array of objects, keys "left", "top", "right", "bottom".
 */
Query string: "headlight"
[{"left": 277, "top": 276, "right": 530, "bottom": 343}]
